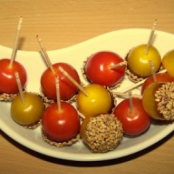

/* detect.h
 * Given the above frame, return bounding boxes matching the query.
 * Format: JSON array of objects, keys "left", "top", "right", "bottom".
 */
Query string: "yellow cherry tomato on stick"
[
  {"left": 127, "top": 44, "right": 161, "bottom": 77},
  {"left": 76, "top": 84, "right": 113, "bottom": 118},
  {"left": 11, "top": 92, "right": 45, "bottom": 125},
  {"left": 162, "top": 50, "right": 174, "bottom": 78}
]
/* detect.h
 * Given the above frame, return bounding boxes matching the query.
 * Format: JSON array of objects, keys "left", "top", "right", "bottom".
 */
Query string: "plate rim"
[{"left": 0, "top": 28, "right": 174, "bottom": 161}]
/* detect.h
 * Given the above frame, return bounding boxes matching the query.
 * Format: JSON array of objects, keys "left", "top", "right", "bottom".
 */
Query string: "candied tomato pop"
[
  {"left": 84, "top": 51, "right": 126, "bottom": 87},
  {"left": 162, "top": 49, "right": 174, "bottom": 78},
  {"left": 0, "top": 17, "right": 27, "bottom": 95},
  {"left": 42, "top": 76, "right": 80, "bottom": 145},
  {"left": 80, "top": 114, "right": 123, "bottom": 153},
  {"left": 41, "top": 63, "right": 80, "bottom": 101},
  {"left": 36, "top": 36, "right": 80, "bottom": 101},
  {"left": 126, "top": 20, "right": 161, "bottom": 81},
  {"left": 142, "top": 82, "right": 174, "bottom": 120},
  {"left": 114, "top": 91, "right": 151, "bottom": 137},
  {"left": 11, "top": 72, "right": 44, "bottom": 127},
  {"left": 76, "top": 84, "right": 114, "bottom": 118}
]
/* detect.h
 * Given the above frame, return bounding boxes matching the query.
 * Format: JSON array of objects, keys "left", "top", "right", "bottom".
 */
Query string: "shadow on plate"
[{"left": 0, "top": 129, "right": 174, "bottom": 167}]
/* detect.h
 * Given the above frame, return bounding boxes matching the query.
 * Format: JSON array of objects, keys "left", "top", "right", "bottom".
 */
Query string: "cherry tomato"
[
  {"left": 76, "top": 84, "right": 113, "bottom": 118},
  {"left": 127, "top": 44, "right": 161, "bottom": 77},
  {"left": 42, "top": 102, "right": 80, "bottom": 142},
  {"left": 0, "top": 59, "right": 27, "bottom": 94},
  {"left": 113, "top": 98, "right": 151, "bottom": 137},
  {"left": 162, "top": 49, "right": 174, "bottom": 77},
  {"left": 41, "top": 63, "right": 80, "bottom": 101},
  {"left": 142, "top": 82, "right": 164, "bottom": 120},
  {"left": 11, "top": 92, "right": 45, "bottom": 126},
  {"left": 141, "top": 73, "right": 174, "bottom": 94},
  {"left": 85, "top": 51, "right": 126, "bottom": 86}
]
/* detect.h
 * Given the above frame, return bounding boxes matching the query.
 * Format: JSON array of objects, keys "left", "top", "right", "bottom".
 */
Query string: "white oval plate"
[{"left": 0, "top": 29, "right": 174, "bottom": 161}]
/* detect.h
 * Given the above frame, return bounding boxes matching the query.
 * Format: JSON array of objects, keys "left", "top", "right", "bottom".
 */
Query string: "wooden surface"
[{"left": 0, "top": 0, "right": 174, "bottom": 173}]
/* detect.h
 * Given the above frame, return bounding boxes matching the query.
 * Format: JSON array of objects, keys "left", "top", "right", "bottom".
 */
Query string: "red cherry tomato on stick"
[
  {"left": 41, "top": 63, "right": 80, "bottom": 101},
  {"left": 0, "top": 59, "right": 27, "bottom": 94},
  {"left": 42, "top": 102, "right": 80, "bottom": 142},
  {"left": 113, "top": 98, "right": 151, "bottom": 137},
  {"left": 85, "top": 51, "right": 126, "bottom": 87}
]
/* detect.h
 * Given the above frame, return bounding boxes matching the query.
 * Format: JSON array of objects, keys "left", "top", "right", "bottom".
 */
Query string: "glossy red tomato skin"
[
  {"left": 113, "top": 98, "right": 151, "bottom": 137},
  {"left": 141, "top": 73, "right": 174, "bottom": 94},
  {"left": 0, "top": 59, "right": 27, "bottom": 94},
  {"left": 85, "top": 51, "right": 126, "bottom": 87},
  {"left": 42, "top": 102, "right": 80, "bottom": 142},
  {"left": 41, "top": 63, "right": 80, "bottom": 101}
]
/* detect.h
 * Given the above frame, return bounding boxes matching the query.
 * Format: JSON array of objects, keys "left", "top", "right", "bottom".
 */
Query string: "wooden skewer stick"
[
  {"left": 55, "top": 77, "right": 62, "bottom": 113},
  {"left": 36, "top": 35, "right": 55, "bottom": 74},
  {"left": 109, "top": 61, "right": 127, "bottom": 69},
  {"left": 114, "top": 92, "right": 142, "bottom": 99},
  {"left": 15, "top": 72, "right": 25, "bottom": 104},
  {"left": 119, "top": 69, "right": 166, "bottom": 93},
  {"left": 77, "top": 111, "right": 85, "bottom": 119},
  {"left": 150, "top": 61, "right": 157, "bottom": 82},
  {"left": 128, "top": 91, "right": 134, "bottom": 114},
  {"left": 58, "top": 66, "right": 88, "bottom": 96},
  {"left": 9, "top": 17, "right": 23, "bottom": 68},
  {"left": 144, "top": 19, "right": 158, "bottom": 55}
]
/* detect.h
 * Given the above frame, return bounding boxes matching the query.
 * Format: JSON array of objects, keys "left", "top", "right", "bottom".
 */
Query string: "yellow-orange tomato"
[
  {"left": 11, "top": 92, "right": 45, "bottom": 126},
  {"left": 80, "top": 116, "right": 90, "bottom": 143},
  {"left": 76, "top": 84, "right": 113, "bottom": 118},
  {"left": 162, "top": 50, "right": 174, "bottom": 78},
  {"left": 127, "top": 44, "right": 161, "bottom": 77},
  {"left": 142, "top": 82, "right": 164, "bottom": 120}
]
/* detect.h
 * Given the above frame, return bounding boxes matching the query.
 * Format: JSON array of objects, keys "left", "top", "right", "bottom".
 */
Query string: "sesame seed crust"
[
  {"left": 84, "top": 114, "right": 123, "bottom": 153},
  {"left": 155, "top": 82, "right": 174, "bottom": 120}
]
